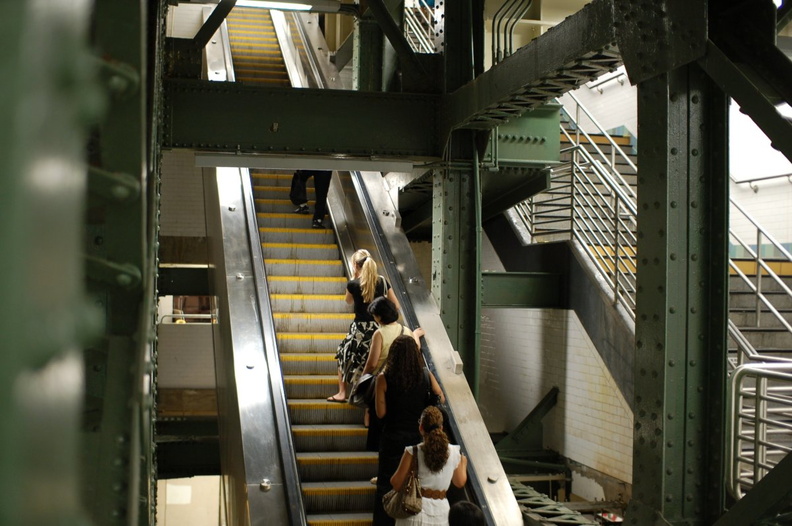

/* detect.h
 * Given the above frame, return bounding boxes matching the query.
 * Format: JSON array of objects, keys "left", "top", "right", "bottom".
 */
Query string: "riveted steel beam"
[
  {"left": 626, "top": 64, "right": 729, "bottom": 525},
  {"left": 439, "top": 0, "right": 620, "bottom": 141},
  {"left": 163, "top": 79, "right": 440, "bottom": 157}
]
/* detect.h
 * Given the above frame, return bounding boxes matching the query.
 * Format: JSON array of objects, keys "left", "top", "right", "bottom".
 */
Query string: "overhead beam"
[
  {"left": 364, "top": 0, "right": 430, "bottom": 87},
  {"left": 193, "top": 0, "right": 236, "bottom": 49},
  {"left": 163, "top": 79, "right": 440, "bottom": 158},
  {"left": 439, "top": 0, "right": 620, "bottom": 141},
  {"left": 480, "top": 271, "right": 563, "bottom": 308}
]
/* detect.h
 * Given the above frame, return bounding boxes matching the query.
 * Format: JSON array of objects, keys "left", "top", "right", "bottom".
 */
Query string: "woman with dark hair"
[
  {"left": 328, "top": 249, "right": 400, "bottom": 402},
  {"left": 372, "top": 335, "right": 445, "bottom": 525},
  {"left": 363, "top": 297, "right": 425, "bottom": 447},
  {"left": 390, "top": 406, "right": 468, "bottom": 525}
]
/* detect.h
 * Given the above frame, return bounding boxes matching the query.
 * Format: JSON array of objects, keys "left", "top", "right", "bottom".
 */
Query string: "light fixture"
[{"left": 235, "top": 0, "right": 341, "bottom": 13}]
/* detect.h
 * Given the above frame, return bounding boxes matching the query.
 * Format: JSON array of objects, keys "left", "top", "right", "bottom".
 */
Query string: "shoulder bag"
[{"left": 382, "top": 445, "right": 422, "bottom": 519}]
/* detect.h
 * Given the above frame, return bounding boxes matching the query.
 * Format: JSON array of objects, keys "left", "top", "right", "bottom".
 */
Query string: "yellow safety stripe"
[
  {"left": 280, "top": 355, "right": 336, "bottom": 361},
  {"left": 270, "top": 294, "right": 345, "bottom": 300},
  {"left": 302, "top": 486, "right": 375, "bottom": 496},
  {"left": 285, "top": 377, "right": 336, "bottom": 385},
  {"left": 262, "top": 243, "right": 337, "bottom": 249},
  {"left": 268, "top": 276, "right": 346, "bottom": 282},
  {"left": 298, "top": 456, "right": 376, "bottom": 465},
  {"left": 265, "top": 258, "right": 342, "bottom": 265},
  {"left": 278, "top": 333, "right": 346, "bottom": 340},
  {"left": 255, "top": 198, "right": 291, "bottom": 204}
]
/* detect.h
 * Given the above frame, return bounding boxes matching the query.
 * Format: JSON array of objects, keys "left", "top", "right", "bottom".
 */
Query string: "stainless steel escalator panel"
[{"left": 204, "top": 167, "right": 305, "bottom": 526}]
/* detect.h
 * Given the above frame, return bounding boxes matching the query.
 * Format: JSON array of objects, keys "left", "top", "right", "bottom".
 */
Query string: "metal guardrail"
[
  {"left": 514, "top": 91, "right": 792, "bottom": 502},
  {"left": 404, "top": 0, "right": 438, "bottom": 54},
  {"left": 728, "top": 362, "right": 792, "bottom": 499}
]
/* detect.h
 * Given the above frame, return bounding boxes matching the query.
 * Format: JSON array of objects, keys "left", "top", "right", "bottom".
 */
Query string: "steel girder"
[{"left": 627, "top": 65, "right": 730, "bottom": 525}]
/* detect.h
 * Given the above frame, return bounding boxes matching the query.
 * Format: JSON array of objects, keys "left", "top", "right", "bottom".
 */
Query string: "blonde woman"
[{"left": 328, "top": 249, "right": 400, "bottom": 402}]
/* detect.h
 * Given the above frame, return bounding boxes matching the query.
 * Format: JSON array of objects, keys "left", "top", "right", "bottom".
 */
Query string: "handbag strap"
[{"left": 411, "top": 445, "right": 418, "bottom": 475}]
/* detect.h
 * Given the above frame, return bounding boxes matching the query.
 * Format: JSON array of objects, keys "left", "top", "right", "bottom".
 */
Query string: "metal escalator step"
[
  {"left": 257, "top": 212, "right": 318, "bottom": 228},
  {"left": 288, "top": 399, "right": 364, "bottom": 425},
  {"left": 265, "top": 258, "right": 345, "bottom": 277},
  {"left": 273, "top": 312, "right": 352, "bottom": 333},
  {"left": 292, "top": 425, "right": 367, "bottom": 452},
  {"left": 251, "top": 173, "right": 291, "bottom": 186},
  {"left": 306, "top": 512, "right": 372, "bottom": 526},
  {"left": 297, "top": 452, "right": 378, "bottom": 482},
  {"left": 302, "top": 481, "right": 376, "bottom": 513},
  {"left": 261, "top": 226, "right": 335, "bottom": 243},
  {"left": 262, "top": 242, "right": 339, "bottom": 260},
  {"left": 281, "top": 353, "right": 338, "bottom": 375},
  {"left": 285, "top": 375, "right": 338, "bottom": 398},
  {"left": 268, "top": 276, "right": 347, "bottom": 294},
  {"left": 253, "top": 185, "right": 315, "bottom": 199},
  {"left": 278, "top": 332, "right": 347, "bottom": 353},
  {"left": 270, "top": 294, "right": 348, "bottom": 314}
]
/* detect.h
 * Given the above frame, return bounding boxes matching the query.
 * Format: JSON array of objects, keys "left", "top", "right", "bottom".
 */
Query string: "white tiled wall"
[
  {"left": 479, "top": 307, "right": 634, "bottom": 485},
  {"left": 160, "top": 150, "right": 207, "bottom": 237},
  {"left": 731, "top": 179, "right": 792, "bottom": 247}
]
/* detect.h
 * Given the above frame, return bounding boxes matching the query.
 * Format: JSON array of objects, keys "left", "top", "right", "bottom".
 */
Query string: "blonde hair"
[
  {"left": 352, "top": 249, "right": 379, "bottom": 303},
  {"left": 420, "top": 406, "right": 449, "bottom": 472}
]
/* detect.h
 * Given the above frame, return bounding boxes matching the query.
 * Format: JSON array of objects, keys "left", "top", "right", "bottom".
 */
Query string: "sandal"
[{"left": 326, "top": 395, "right": 347, "bottom": 403}]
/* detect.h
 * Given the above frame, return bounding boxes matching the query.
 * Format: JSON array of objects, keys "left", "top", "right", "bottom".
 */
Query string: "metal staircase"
[
  {"left": 252, "top": 170, "right": 377, "bottom": 525},
  {"left": 513, "top": 91, "right": 792, "bottom": 501}
]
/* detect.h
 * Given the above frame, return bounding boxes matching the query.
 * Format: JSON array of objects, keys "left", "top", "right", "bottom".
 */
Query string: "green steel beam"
[
  {"left": 495, "top": 387, "right": 559, "bottom": 455},
  {"left": 1, "top": 2, "right": 100, "bottom": 525},
  {"left": 163, "top": 79, "right": 440, "bottom": 157},
  {"left": 626, "top": 64, "right": 729, "bottom": 525},
  {"left": 353, "top": 13, "right": 384, "bottom": 91},
  {"left": 438, "top": 0, "right": 620, "bottom": 140},
  {"left": 480, "top": 272, "right": 562, "bottom": 308},
  {"left": 712, "top": 451, "right": 792, "bottom": 526}
]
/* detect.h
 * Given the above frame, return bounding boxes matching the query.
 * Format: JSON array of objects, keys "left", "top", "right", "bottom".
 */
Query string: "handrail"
[{"left": 727, "top": 362, "right": 792, "bottom": 499}]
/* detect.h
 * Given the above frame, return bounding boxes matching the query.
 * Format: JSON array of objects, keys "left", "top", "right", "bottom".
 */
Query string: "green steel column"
[
  {"left": 627, "top": 64, "right": 729, "bottom": 525},
  {"left": 0, "top": 2, "right": 100, "bottom": 525},
  {"left": 353, "top": 13, "right": 383, "bottom": 91},
  {"left": 432, "top": 134, "right": 480, "bottom": 395}
]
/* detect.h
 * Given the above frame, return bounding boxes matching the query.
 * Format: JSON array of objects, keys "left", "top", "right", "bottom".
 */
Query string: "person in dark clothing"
[
  {"left": 290, "top": 169, "right": 332, "bottom": 228},
  {"left": 449, "top": 501, "right": 485, "bottom": 526},
  {"left": 372, "top": 335, "right": 445, "bottom": 525}
]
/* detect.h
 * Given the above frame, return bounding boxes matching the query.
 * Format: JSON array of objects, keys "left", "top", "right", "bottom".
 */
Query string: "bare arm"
[
  {"left": 429, "top": 371, "right": 445, "bottom": 404},
  {"left": 386, "top": 286, "right": 401, "bottom": 312},
  {"left": 412, "top": 327, "right": 425, "bottom": 347},
  {"left": 451, "top": 452, "right": 468, "bottom": 488},
  {"left": 389, "top": 449, "right": 413, "bottom": 491},
  {"left": 362, "top": 331, "right": 382, "bottom": 375},
  {"left": 375, "top": 373, "right": 387, "bottom": 418},
  {"left": 345, "top": 289, "right": 354, "bottom": 305}
]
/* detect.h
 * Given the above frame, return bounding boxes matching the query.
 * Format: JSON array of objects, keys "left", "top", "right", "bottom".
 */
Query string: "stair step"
[
  {"left": 288, "top": 399, "right": 364, "bottom": 425},
  {"left": 286, "top": 375, "right": 341, "bottom": 398},
  {"left": 260, "top": 227, "right": 336, "bottom": 244},
  {"left": 270, "top": 294, "right": 349, "bottom": 314},
  {"left": 302, "top": 481, "right": 376, "bottom": 514},
  {"left": 251, "top": 172, "right": 293, "bottom": 187},
  {"left": 281, "top": 353, "right": 339, "bottom": 375},
  {"left": 297, "top": 452, "right": 378, "bottom": 481},
  {"left": 262, "top": 242, "right": 339, "bottom": 260},
  {"left": 268, "top": 275, "right": 348, "bottom": 295},
  {"left": 273, "top": 312, "right": 353, "bottom": 333},
  {"left": 257, "top": 212, "right": 321, "bottom": 228},
  {"left": 306, "top": 512, "right": 372, "bottom": 526},
  {"left": 292, "top": 425, "right": 368, "bottom": 452},
  {"left": 265, "top": 258, "right": 345, "bottom": 277},
  {"left": 253, "top": 185, "right": 315, "bottom": 199},
  {"left": 278, "top": 332, "right": 346, "bottom": 353}
]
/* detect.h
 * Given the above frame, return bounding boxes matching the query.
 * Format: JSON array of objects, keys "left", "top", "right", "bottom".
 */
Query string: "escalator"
[
  {"left": 202, "top": 7, "right": 523, "bottom": 524},
  {"left": 252, "top": 169, "right": 378, "bottom": 523}
]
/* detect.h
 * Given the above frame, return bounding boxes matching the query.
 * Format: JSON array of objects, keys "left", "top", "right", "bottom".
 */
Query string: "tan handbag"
[{"left": 382, "top": 445, "right": 422, "bottom": 519}]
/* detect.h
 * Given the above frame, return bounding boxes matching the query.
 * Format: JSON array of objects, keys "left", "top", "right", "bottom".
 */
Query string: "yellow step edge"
[
  {"left": 285, "top": 377, "right": 336, "bottom": 385},
  {"left": 302, "top": 487, "right": 375, "bottom": 496},
  {"left": 262, "top": 242, "right": 337, "bottom": 249},
  {"left": 268, "top": 276, "right": 346, "bottom": 282},
  {"left": 270, "top": 294, "right": 346, "bottom": 300},
  {"left": 258, "top": 212, "right": 317, "bottom": 218},
  {"left": 260, "top": 227, "right": 330, "bottom": 235},
  {"left": 278, "top": 333, "right": 346, "bottom": 340},
  {"left": 307, "top": 520, "right": 371, "bottom": 526},
  {"left": 288, "top": 402, "right": 359, "bottom": 411},
  {"left": 252, "top": 173, "right": 291, "bottom": 179},
  {"left": 280, "top": 355, "right": 336, "bottom": 361},
  {"left": 255, "top": 198, "right": 293, "bottom": 204},
  {"left": 292, "top": 428, "right": 366, "bottom": 437},
  {"left": 265, "top": 258, "right": 342, "bottom": 265},
  {"left": 298, "top": 456, "right": 377, "bottom": 465},
  {"left": 253, "top": 185, "right": 290, "bottom": 192}
]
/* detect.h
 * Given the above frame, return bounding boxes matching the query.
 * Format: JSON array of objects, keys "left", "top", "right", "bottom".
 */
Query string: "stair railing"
[
  {"left": 729, "top": 198, "right": 792, "bottom": 339},
  {"left": 404, "top": 0, "right": 438, "bottom": 54},
  {"left": 727, "top": 362, "right": 792, "bottom": 499}
]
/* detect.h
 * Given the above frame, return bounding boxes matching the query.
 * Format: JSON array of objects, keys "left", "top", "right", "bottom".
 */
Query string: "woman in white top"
[
  {"left": 390, "top": 406, "right": 468, "bottom": 525},
  {"left": 363, "top": 296, "right": 424, "bottom": 448}
]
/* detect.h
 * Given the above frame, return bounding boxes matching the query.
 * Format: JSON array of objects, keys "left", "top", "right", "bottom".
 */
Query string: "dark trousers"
[{"left": 290, "top": 170, "right": 331, "bottom": 222}]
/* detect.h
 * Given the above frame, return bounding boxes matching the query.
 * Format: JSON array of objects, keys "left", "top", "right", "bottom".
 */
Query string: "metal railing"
[
  {"left": 404, "top": 0, "right": 438, "bottom": 54},
  {"left": 728, "top": 362, "right": 792, "bottom": 498},
  {"left": 513, "top": 92, "right": 792, "bottom": 500}
]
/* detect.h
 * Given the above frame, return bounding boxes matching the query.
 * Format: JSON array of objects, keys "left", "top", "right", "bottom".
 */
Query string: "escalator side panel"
[{"left": 204, "top": 167, "right": 298, "bottom": 525}]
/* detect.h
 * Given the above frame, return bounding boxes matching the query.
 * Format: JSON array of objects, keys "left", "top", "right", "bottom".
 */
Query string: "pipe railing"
[
  {"left": 728, "top": 362, "right": 792, "bottom": 499},
  {"left": 403, "top": 0, "right": 438, "bottom": 54}
]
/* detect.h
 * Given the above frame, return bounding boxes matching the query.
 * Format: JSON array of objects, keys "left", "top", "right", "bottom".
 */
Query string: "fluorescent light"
[
  {"left": 237, "top": 0, "right": 311, "bottom": 10},
  {"left": 235, "top": 0, "right": 341, "bottom": 12}
]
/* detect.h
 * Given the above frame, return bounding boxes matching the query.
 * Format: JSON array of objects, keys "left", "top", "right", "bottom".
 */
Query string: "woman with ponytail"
[
  {"left": 372, "top": 336, "right": 445, "bottom": 525},
  {"left": 389, "top": 406, "right": 467, "bottom": 525},
  {"left": 328, "top": 249, "right": 400, "bottom": 402}
]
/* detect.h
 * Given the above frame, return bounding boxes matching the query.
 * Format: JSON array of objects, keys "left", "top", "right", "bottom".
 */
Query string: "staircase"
[{"left": 252, "top": 170, "right": 377, "bottom": 525}]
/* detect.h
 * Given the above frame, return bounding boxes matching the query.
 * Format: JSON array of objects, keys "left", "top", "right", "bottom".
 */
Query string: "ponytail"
[
  {"left": 358, "top": 258, "right": 379, "bottom": 303},
  {"left": 420, "top": 406, "right": 449, "bottom": 472}
]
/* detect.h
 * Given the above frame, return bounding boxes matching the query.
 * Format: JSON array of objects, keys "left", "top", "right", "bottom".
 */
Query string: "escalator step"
[
  {"left": 273, "top": 312, "right": 352, "bottom": 333},
  {"left": 285, "top": 375, "right": 339, "bottom": 398},
  {"left": 277, "top": 332, "right": 347, "bottom": 353},
  {"left": 261, "top": 242, "right": 339, "bottom": 260},
  {"left": 292, "top": 425, "right": 367, "bottom": 452},
  {"left": 289, "top": 399, "right": 364, "bottom": 425},
  {"left": 280, "top": 353, "right": 338, "bottom": 375},
  {"left": 302, "top": 481, "right": 376, "bottom": 513},
  {"left": 297, "top": 452, "right": 378, "bottom": 481},
  {"left": 306, "top": 512, "right": 372, "bottom": 526},
  {"left": 270, "top": 294, "right": 348, "bottom": 314},
  {"left": 260, "top": 227, "right": 334, "bottom": 244},
  {"left": 268, "top": 275, "right": 347, "bottom": 294},
  {"left": 265, "top": 258, "right": 345, "bottom": 277}
]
